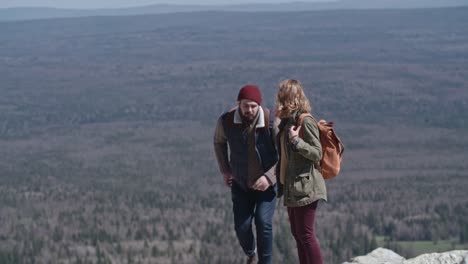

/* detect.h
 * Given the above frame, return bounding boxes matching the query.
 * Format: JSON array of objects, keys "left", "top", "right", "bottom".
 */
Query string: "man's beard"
[{"left": 241, "top": 111, "right": 257, "bottom": 124}]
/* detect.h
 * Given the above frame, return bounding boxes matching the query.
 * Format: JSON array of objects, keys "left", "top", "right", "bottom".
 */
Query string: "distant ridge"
[{"left": 1, "top": 0, "right": 468, "bottom": 21}]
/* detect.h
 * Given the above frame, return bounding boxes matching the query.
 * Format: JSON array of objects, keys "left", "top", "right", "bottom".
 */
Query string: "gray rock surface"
[
  {"left": 343, "top": 247, "right": 468, "bottom": 264},
  {"left": 343, "top": 248, "right": 405, "bottom": 264},
  {"left": 405, "top": 250, "right": 468, "bottom": 264}
]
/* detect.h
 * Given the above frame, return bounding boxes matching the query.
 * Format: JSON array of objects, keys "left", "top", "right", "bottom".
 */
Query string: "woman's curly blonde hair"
[{"left": 275, "top": 79, "right": 311, "bottom": 119}]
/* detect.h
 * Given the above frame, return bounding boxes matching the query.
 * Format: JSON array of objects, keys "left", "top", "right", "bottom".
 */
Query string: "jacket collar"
[
  {"left": 278, "top": 111, "right": 302, "bottom": 132},
  {"left": 234, "top": 106, "right": 265, "bottom": 128}
]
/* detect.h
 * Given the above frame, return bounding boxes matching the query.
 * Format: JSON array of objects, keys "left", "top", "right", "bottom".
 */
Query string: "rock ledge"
[{"left": 343, "top": 247, "right": 468, "bottom": 264}]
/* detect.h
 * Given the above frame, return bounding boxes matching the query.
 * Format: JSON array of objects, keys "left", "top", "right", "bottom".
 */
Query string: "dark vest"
[{"left": 221, "top": 108, "right": 278, "bottom": 190}]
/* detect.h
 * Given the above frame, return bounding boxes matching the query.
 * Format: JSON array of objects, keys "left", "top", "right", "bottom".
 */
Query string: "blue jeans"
[{"left": 231, "top": 182, "right": 277, "bottom": 264}]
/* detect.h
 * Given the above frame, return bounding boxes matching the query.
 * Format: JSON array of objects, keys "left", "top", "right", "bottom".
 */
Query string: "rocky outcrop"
[{"left": 343, "top": 247, "right": 468, "bottom": 264}]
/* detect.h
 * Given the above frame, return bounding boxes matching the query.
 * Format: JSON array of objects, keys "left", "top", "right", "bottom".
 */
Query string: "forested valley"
[{"left": 0, "top": 7, "right": 467, "bottom": 263}]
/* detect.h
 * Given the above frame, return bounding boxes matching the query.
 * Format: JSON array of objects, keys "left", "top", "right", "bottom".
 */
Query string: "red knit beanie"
[{"left": 237, "top": 84, "right": 262, "bottom": 105}]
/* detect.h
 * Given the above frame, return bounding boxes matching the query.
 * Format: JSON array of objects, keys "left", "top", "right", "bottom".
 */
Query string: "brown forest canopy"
[{"left": 0, "top": 7, "right": 467, "bottom": 263}]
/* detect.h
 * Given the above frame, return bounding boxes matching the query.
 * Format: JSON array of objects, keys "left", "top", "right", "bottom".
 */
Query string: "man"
[{"left": 214, "top": 84, "right": 278, "bottom": 264}]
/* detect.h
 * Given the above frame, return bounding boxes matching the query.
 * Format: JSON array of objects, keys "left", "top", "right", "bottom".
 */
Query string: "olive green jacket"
[{"left": 276, "top": 113, "right": 327, "bottom": 207}]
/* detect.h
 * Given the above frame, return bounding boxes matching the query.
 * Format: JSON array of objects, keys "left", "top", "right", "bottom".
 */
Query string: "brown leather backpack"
[{"left": 297, "top": 113, "right": 344, "bottom": 180}]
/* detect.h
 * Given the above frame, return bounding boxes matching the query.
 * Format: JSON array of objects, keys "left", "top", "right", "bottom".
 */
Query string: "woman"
[{"left": 275, "top": 79, "right": 326, "bottom": 264}]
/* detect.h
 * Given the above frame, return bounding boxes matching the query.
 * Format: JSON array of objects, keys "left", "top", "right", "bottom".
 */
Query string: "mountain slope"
[{"left": 1, "top": 0, "right": 468, "bottom": 21}]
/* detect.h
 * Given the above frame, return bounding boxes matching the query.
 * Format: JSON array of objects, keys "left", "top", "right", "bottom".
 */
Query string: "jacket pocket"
[{"left": 292, "top": 172, "right": 312, "bottom": 197}]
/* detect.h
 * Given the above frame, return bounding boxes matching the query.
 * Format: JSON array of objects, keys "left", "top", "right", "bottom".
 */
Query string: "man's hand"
[
  {"left": 223, "top": 173, "right": 233, "bottom": 187},
  {"left": 252, "top": 176, "right": 270, "bottom": 191}
]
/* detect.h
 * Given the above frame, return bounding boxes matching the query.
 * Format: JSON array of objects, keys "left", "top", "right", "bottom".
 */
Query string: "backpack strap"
[
  {"left": 263, "top": 108, "right": 270, "bottom": 130},
  {"left": 297, "top": 113, "right": 315, "bottom": 138},
  {"left": 297, "top": 113, "right": 322, "bottom": 169}
]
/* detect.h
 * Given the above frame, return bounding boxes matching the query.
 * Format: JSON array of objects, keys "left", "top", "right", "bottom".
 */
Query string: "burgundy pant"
[{"left": 287, "top": 201, "right": 323, "bottom": 264}]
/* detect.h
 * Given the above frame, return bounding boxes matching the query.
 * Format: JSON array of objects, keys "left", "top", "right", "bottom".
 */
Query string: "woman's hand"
[
  {"left": 289, "top": 125, "right": 301, "bottom": 143},
  {"left": 319, "top": 119, "right": 334, "bottom": 127}
]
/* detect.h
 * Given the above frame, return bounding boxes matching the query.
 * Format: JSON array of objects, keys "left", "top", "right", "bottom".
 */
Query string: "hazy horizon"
[{"left": 0, "top": 0, "right": 336, "bottom": 9}]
